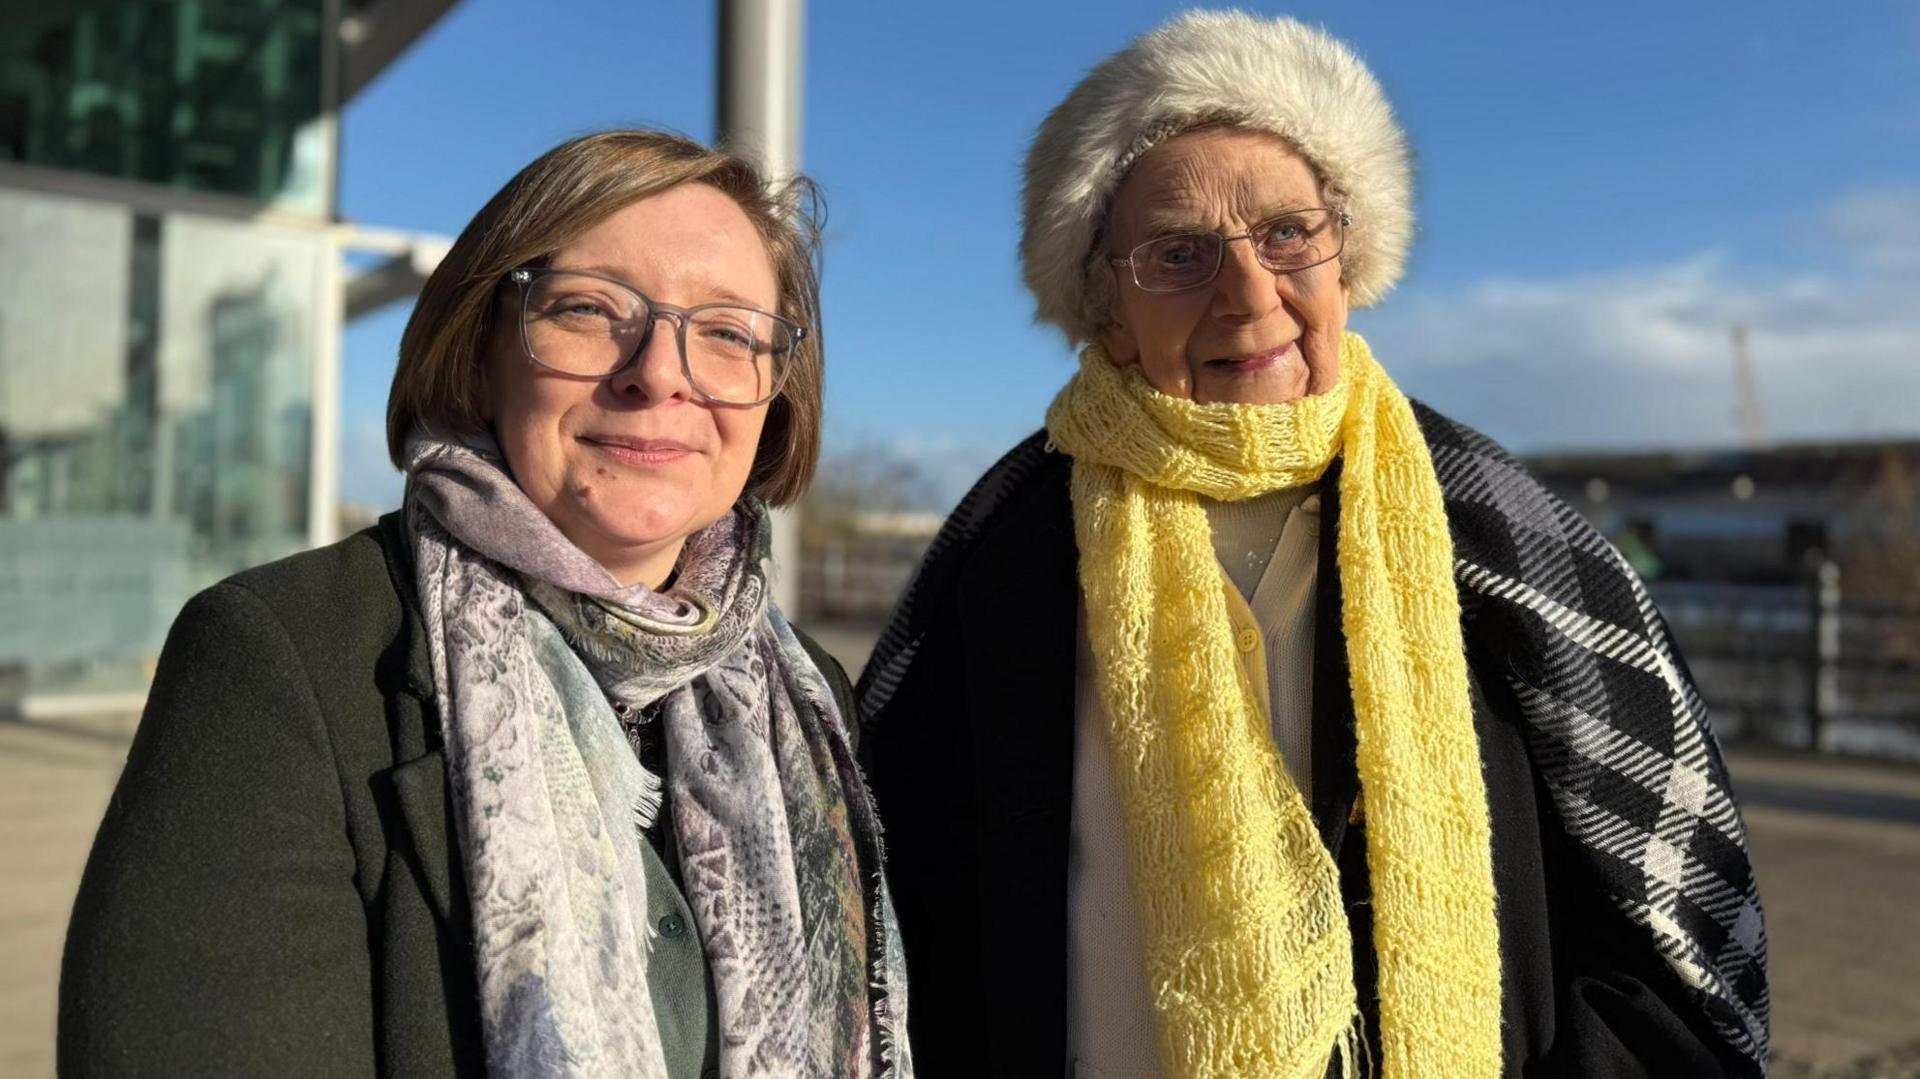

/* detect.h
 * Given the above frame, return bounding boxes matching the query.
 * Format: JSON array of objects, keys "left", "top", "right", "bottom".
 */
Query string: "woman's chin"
[
  {"left": 1195, "top": 361, "right": 1312, "bottom": 405},
  {"left": 553, "top": 502, "right": 705, "bottom": 580},
  {"left": 597, "top": 516, "right": 700, "bottom": 556}
]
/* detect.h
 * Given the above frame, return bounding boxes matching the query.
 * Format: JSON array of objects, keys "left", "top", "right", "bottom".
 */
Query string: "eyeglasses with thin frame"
[
  {"left": 506, "top": 266, "right": 805, "bottom": 407},
  {"left": 1109, "top": 208, "right": 1353, "bottom": 293}
]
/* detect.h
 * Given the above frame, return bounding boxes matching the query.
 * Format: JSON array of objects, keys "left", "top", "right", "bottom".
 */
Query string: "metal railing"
[{"left": 1651, "top": 576, "right": 1920, "bottom": 757}]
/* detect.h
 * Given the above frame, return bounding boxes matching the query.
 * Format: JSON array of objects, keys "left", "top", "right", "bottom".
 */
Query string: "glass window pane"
[
  {"left": 0, "top": 187, "right": 320, "bottom": 696},
  {"left": 0, "top": 1, "right": 329, "bottom": 213}
]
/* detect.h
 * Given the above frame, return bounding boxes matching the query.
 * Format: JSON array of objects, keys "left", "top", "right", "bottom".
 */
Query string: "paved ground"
[
  {"left": 0, "top": 711, "right": 137, "bottom": 1078},
  {"left": 1735, "top": 749, "right": 1920, "bottom": 1078},
  {"left": 5, "top": 694, "right": 1917, "bottom": 1076}
]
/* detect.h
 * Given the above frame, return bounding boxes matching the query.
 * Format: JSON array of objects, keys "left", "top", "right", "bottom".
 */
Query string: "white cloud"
[
  {"left": 1823, "top": 185, "right": 1920, "bottom": 277},
  {"left": 1356, "top": 189, "right": 1920, "bottom": 453}
]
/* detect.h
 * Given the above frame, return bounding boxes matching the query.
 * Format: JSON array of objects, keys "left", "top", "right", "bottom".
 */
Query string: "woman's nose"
[
  {"left": 1210, "top": 238, "right": 1282, "bottom": 321},
  {"left": 609, "top": 313, "right": 695, "bottom": 402}
]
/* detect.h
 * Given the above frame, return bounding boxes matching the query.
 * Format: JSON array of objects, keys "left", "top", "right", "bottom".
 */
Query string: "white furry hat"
[{"left": 1021, "top": 10, "right": 1414, "bottom": 342}]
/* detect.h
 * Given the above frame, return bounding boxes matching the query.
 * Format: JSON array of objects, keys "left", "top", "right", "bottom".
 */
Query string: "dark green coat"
[{"left": 59, "top": 514, "right": 857, "bottom": 1078}]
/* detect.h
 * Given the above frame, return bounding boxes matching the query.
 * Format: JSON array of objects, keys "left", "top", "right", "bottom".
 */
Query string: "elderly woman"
[
  {"left": 61, "top": 130, "right": 911, "bottom": 1078},
  {"left": 860, "top": 13, "right": 1765, "bottom": 1079}
]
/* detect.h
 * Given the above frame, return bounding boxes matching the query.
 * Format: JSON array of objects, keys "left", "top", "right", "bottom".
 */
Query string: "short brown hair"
[{"left": 386, "top": 129, "right": 825, "bottom": 506}]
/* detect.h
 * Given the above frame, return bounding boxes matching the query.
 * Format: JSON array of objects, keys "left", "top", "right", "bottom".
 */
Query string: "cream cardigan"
[{"left": 1066, "top": 489, "right": 1321, "bottom": 1077}]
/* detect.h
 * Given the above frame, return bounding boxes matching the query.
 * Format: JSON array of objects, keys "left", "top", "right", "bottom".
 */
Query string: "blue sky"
[{"left": 338, "top": 0, "right": 1920, "bottom": 509}]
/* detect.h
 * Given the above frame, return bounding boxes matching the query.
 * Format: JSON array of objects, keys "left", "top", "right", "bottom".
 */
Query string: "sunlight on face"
[
  {"left": 485, "top": 183, "right": 778, "bottom": 587},
  {"left": 1100, "top": 127, "right": 1350, "bottom": 405}
]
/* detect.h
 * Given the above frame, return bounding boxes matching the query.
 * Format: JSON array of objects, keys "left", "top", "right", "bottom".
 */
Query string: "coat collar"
[
  {"left": 376, "top": 510, "right": 437, "bottom": 712},
  {"left": 372, "top": 510, "right": 463, "bottom": 926}
]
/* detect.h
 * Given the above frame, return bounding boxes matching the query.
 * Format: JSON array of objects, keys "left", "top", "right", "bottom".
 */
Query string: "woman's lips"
[
  {"left": 580, "top": 435, "right": 694, "bottom": 466},
  {"left": 1206, "top": 340, "right": 1297, "bottom": 374}
]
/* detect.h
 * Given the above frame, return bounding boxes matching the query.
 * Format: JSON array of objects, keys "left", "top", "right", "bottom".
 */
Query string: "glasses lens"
[
  {"left": 684, "top": 306, "right": 794, "bottom": 404},
  {"left": 521, "top": 272, "right": 648, "bottom": 376},
  {"left": 1253, "top": 209, "right": 1342, "bottom": 272},
  {"left": 1133, "top": 233, "right": 1222, "bottom": 292}
]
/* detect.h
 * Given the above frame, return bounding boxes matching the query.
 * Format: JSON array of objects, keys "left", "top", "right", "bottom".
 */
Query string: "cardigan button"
[
  {"left": 658, "top": 913, "right": 687, "bottom": 938},
  {"left": 1236, "top": 628, "right": 1260, "bottom": 654}
]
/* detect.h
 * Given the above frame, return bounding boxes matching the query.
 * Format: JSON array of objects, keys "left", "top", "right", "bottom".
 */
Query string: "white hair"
[{"left": 1021, "top": 10, "right": 1414, "bottom": 342}]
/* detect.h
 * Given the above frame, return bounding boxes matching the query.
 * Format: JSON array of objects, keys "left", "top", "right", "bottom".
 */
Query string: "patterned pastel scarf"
[
  {"left": 1045, "top": 332, "right": 1502, "bottom": 1078},
  {"left": 404, "top": 432, "right": 912, "bottom": 1079}
]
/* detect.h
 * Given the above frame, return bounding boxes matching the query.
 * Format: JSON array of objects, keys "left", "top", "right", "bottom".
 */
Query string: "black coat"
[
  {"left": 59, "top": 513, "right": 857, "bottom": 1078},
  {"left": 858, "top": 434, "right": 1738, "bottom": 1077}
]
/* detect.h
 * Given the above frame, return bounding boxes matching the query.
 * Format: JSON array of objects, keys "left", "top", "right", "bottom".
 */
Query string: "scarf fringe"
[
  {"left": 1329, "top": 1008, "right": 1368, "bottom": 1079},
  {"left": 631, "top": 765, "right": 665, "bottom": 834}
]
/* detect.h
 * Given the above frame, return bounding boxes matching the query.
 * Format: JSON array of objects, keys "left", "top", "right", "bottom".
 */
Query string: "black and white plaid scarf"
[
  {"left": 1417, "top": 403, "right": 1769, "bottom": 1074},
  {"left": 861, "top": 409, "right": 1770, "bottom": 1077}
]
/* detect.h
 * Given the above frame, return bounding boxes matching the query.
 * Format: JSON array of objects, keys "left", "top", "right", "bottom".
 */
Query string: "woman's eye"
[
  {"left": 1155, "top": 239, "right": 1202, "bottom": 266},
  {"left": 555, "top": 298, "right": 612, "bottom": 318},
  {"left": 700, "top": 322, "right": 754, "bottom": 348}
]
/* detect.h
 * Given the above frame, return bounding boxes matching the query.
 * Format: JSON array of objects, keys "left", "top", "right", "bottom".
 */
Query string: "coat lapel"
[
  {"left": 384, "top": 747, "right": 459, "bottom": 924},
  {"left": 373, "top": 511, "right": 461, "bottom": 929},
  {"left": 956, "top": 455, "right": 1081, "bottom": 1069}
]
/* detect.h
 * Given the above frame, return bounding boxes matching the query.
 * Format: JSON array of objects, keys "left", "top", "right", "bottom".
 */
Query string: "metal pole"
[
  {"left": 308, "top": 0, "right": 344, "bottom": 549},
  {"left": 309, "top": 226, "right": 343, "bottom": 548},
  {"left": 717, "top": 0, "right": 804, "bottom": 615},
  {"left": 717, "top": 0, "right": 804, "bottom": 177}
]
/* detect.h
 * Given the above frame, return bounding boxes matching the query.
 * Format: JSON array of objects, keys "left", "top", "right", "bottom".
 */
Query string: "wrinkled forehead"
[{"left": 1106, "top": 126, "right": 1326, "bottom": 246}]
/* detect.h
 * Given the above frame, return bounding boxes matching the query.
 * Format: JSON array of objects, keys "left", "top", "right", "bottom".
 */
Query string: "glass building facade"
[
  {"left": 0, "top": 1, "right": 337, "bottom": 702},
  {"left": 1, "top": 1, "right": 330, "bottom": 213}
]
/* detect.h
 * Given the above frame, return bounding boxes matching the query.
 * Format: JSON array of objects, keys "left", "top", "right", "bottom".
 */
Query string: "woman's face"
[
  {"left": 485, "top": 183, "right": 777, "bottom": 587},
  {"left": 1099, "top": 127, "right": 1349, "bottom": 405}
]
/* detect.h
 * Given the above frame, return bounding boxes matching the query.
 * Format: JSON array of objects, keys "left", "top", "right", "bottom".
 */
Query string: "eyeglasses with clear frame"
[
  {"left": 1108, "top": 208, "right": 1353, "bottom": 293},
  {"left": 506, "top": 267, "right": 806, "bottom": 407}
]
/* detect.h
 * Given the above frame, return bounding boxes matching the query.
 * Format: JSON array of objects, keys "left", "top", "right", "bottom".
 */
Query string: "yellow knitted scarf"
[{"left": 1045, "top": 332, "right": 1502, "bottom": 1078}]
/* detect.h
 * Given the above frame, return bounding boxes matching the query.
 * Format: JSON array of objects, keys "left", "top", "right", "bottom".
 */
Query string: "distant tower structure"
[{"left": 1731, "top": 323, "right": 1769, "bottom": 449}]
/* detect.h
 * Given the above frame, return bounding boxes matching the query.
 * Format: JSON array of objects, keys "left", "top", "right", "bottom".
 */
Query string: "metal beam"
[{"left": 341, "top": 228, "right": 451, "bottom": 320}]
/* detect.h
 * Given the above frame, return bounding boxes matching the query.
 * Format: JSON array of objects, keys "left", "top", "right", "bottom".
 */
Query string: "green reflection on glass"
[{"left": 0, "top": 1, "right": 327, "bottom": 212}]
